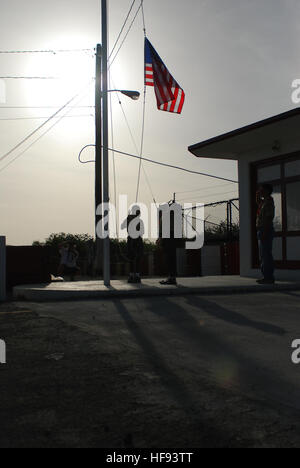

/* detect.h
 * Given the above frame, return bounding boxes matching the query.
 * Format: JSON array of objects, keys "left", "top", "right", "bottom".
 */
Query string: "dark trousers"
[
  {"left": 129, "top": 258, "right": 141, "bottom": 274},
  {"left": 127, "top": 237, "right": 143, "bottom": 274},
  {"left": 163, "top": 239, "right": 177, "bottom": 278},
  {"left": 257, "top": 229, "right": 275, "bottom": 281}
]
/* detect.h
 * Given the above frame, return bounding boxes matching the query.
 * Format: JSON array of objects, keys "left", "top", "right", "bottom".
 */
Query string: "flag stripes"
[{"left": 144, "top": 38, "right": 185, "bottom": 114}]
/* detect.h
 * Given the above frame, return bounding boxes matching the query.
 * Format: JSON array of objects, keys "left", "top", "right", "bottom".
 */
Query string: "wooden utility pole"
[
  {"left": 95, "top": 0, "right": 110, "bottom": 285},
  {"left": 95, "top": 43, "right": 103, "bottom": 274},
  {"left": 95, "top": 0, "right": 138, "bottom": 285},
  {"left": 101, "top": 0, "right": 110, "bottom": 286}
]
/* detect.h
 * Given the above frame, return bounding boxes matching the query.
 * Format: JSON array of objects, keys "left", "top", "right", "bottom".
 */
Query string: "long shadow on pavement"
[
  {"left": 114, "top": 299, "right": 237, "bottom": 447},
  {"left": 281, "top": 291, "right": 300, "bottom": 299},
  {"left": 185, "top": 295, "right": 285, "bottom": 335},
  {"left": 145, "top": 295, "right": 298, "bottom": 411}
]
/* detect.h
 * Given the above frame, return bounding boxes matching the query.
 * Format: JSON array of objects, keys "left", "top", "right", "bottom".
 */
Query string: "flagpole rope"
[
  {"left": 108, "top": 65, "right": 158, "bottom": 209},
  {"left": 142, "top": 163, "right": 158, "bottom": 206},
  {"left": 141, "top": 0, "right": 146, "bottom": 37},
  {"left": 135, "top": 85, "right": 146, "bottom": 203},
  {"left": 111, "top": 76, "right": 158, "bottom": 206}
]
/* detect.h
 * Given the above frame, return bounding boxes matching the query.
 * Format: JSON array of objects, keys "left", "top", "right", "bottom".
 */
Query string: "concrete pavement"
[
  {"left": 4, "top": 290, "right": 299, "bottom": 447},
  {"left": 13, "top": 275, "right": 300, "bottom": 301}
]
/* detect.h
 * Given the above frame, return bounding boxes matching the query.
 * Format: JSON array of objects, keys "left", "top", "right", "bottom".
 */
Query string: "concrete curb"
[{"left": 13, "top": 280, "right": 300, "bottom": 302}]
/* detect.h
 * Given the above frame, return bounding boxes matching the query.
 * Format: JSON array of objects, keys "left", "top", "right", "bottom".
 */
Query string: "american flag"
[{"left": 145, "top": 38, "right": 185, "bottom": 114}]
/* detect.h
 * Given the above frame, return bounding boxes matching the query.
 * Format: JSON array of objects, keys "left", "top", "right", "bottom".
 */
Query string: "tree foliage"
[
  {"left": 205, "top": 221, "right": 240, "bottom": 243},
  {"left": 33, "top": 233, "right": 93, "bottom": 251}
]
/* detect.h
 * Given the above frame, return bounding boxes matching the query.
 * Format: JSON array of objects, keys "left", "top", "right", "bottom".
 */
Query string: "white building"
[{"left": 189, "top": 108, "right": 300, "bottom": 281}]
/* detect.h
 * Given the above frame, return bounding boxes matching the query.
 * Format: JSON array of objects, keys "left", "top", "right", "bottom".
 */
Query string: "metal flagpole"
[{"left": 101, "top": 0, "right": 111, "bottom": 286}]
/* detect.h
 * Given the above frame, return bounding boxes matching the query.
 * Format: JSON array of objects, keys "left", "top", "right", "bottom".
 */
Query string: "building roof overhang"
[{"left": 188, "top": 108, "right": 300, "bottom": 160}]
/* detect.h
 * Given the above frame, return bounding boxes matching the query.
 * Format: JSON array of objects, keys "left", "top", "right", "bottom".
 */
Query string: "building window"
[
  {"left": 285, "top": 160, "right": 300, "bottom": 178},
  {"left": 286, "top": 181, "right": 300, "bottom": 231},
  {"left": 252, "top": 152, "right": 300, "bottom": 269},
  {"left": 257, "top": 165, "right": 281, "bottom": 184},
  {"left": 273, "top": 184, "right": 282, "bottom": 232}
]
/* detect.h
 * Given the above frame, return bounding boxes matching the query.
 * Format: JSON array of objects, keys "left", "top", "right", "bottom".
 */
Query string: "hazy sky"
[{"left": 0, "top": 0, "right": 299, "bottom": 244}]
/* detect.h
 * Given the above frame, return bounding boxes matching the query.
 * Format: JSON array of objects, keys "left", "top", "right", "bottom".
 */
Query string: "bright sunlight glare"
[{"left": 24, "top": 39, "right": 95, "bottom": 107}]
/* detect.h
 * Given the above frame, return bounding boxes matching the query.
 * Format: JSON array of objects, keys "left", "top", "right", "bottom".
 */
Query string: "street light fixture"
[{"left": 107, "top": 90, "right": 140, "bottom": 100}]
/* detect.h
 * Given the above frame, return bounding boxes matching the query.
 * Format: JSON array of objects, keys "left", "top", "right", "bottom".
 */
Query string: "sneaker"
[
  {"left": 50, "top": 274, "right": 64, "bottom": 283},
  {"left": 256, "top": 279, "right": 275, "bottom": 285},
  {"left": 160, "top": 278, "right": 177, "bottom": 286}
]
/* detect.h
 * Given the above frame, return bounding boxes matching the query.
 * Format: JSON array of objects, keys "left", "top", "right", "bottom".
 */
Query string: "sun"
[{"left": 23, "top": 38, "right": 95, "bottom": 108}]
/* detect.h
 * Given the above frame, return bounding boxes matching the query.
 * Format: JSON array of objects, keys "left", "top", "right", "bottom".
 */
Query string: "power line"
[
  {"left": 204, "top": 198, "right": 239, "bottom": 208},
  {"left": 0, "top": 114, "right": 66, "bottom": 173},
  {"left": 78, "top": 145, "right": 96, "bottom": 164},
  {"left": 176, "top": 189, "right": 239, "bottom": 202},
  {"left": 109, "top": 2, "right": 143, "bottom": 68},
  {"left": 0, "top": 80, "right": 93, "bottom": 164},
  {"left": 0, "top": 88, "right": 94, "bottom": 174},
  {"left": 187, "top": 215, "right": 220, "bottom": 227},
  {"left": 0, "top": 114, "right": 94, "bottom": 121},
  {"left": 109, "top": 0, "right": 137, "bottom": 60},
  {"left": 183, "top": 198, "right": 239, "bottom": 211},
  {"left": 0, "top": 105, "right": 94, "bottom": 109},
  {"left": 0, "top": 48, "right": 94, "bottom": 55},
  {"left": 0, "top": 76, "right": 95, "bottom": 80},
  {"left": 110, "top": 148, "right": 239, "bottom": 183},
  {"left": 175, "top": 182, "right": 235, "bottom": 195},
  {"left": 0, "top": 76, "right": 59, "bottom": 80},
  {"left": 78, "top": 145, "right": 239, "bottom": 183}
]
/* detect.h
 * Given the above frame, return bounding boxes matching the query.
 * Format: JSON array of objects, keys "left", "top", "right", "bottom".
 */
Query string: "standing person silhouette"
[
  {"left": 256, "top": 184, "right": 275, "bottom": 284},
  {"left": 125, "top": 207, "right": 144, "bottom": 284},
  {"left": 158, "top": 201, "right": 183, "bottom": 286}
]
